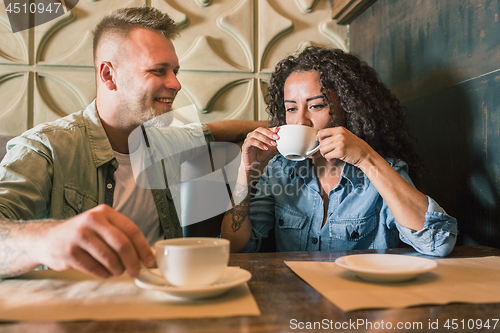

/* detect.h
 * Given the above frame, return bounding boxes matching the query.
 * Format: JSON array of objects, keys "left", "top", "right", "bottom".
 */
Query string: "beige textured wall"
[{"left": 0, "top": 0, "right": 347, "bottom": 136}]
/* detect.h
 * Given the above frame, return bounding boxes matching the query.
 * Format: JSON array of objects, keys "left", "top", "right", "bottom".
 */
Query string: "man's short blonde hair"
[{"left": 93, "top": 6, "right": 179, "bottom": 63}]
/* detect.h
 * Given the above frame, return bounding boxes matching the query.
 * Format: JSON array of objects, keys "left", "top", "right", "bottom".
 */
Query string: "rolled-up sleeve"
[
  {"left": 396, "top": 196, "right": 458, "bottom": 257},
  {"left": 383, "top": 160, "right": 458, "bottom": 257}
]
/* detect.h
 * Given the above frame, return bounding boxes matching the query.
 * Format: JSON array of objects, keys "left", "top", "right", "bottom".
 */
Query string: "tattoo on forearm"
[
  {"left": 230, "top": 200, "right": 250, "bottom": 232},
  {"left": 224, "top": 183, "right": 251, "bottom": 233},
  {"left": 0, "top": 221, "right": 28, "bottom": 278}
]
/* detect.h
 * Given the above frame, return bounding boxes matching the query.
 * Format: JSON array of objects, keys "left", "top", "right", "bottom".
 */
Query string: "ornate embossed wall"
[{"left": 0, "top": 0, "right": 348, "bottom": 135}]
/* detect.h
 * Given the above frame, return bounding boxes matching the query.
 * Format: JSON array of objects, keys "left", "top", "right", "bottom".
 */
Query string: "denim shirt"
[
  {"left": 0, "top": 100, "right": 214, "bottom": 240},
  {"left": 244, "top": 155, "right": 458, "bottom": 256}
]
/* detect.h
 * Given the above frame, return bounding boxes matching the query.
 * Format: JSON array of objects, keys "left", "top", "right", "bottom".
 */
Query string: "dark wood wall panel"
[
  {"left": 350, "top": 0, "right": 500, "bottom": 103},
  {"left": 405, "top": 72, "right": 500, "bottom": 246},
  {"left": 350, "top": 0, "right": 500, "bottom": 247}
]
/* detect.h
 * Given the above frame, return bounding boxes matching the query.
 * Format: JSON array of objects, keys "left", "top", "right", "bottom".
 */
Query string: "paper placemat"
[
  {"left": 0, "top": 268, "right": 260, "bottom": 322},
  {"left": 286, "top": 256, "right": 500, "bottom": 312}
]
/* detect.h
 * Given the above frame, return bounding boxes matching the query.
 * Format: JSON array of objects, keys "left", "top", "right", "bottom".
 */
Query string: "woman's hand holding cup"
[{"left": 240, "top": 127, "right": 279, "bottom": 172}]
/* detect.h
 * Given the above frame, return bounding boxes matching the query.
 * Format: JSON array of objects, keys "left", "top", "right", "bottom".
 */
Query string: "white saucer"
[
  {"left": 135, "top": 266, "right": 251, "bottom": 299},
  {"left": 335, "top": 254, "right": 437, "bottom": 282}
]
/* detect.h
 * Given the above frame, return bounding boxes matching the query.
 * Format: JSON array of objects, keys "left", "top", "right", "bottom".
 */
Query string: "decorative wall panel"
[
  {"left": 0, "top": 0, "right": 348, "bottom": 135},
  {"left": 0, "top": 70, "right": 29, "bottom": 133},
  {"left": 168, "top": 0, "right": 348, "bottom": 124}
]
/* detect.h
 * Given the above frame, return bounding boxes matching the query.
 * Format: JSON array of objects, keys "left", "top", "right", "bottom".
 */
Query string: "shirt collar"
[
  {"left": 339, "top": 162, "right": 363, "bottom": 188},
  {"left": 82, "top": 100, "right": 116, "bottom": 168}
]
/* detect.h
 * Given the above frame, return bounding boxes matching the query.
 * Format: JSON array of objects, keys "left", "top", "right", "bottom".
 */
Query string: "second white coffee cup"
[
  {"left": 276, "top": 124, "right": 319, "bottom": 161},
  {"left": 153, "top": 237, "right": 230, "bottom": 287}
]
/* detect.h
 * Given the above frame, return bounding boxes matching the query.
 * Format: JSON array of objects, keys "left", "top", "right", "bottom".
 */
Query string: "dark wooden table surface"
[{"left": 1, "top": 245, "right": 500, "bottom": 333}]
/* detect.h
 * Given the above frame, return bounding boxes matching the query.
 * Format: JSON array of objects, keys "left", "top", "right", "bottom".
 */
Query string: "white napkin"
[{"left": 0, "top": 268, "right": 260, "bottom": 322}]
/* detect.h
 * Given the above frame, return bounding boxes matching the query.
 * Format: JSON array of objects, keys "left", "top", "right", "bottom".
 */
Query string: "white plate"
[
  {"left": 135, "top": 266, "right": 251, "bottom": 299},
  {"left": 335, "top": 254, "right": 437, "bottom": 282}
]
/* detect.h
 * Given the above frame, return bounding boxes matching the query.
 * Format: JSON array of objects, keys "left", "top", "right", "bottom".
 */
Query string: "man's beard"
[
  {"left": 117, "top": 90, "right": 174, "bottom": 128},
  {"left": 142, "top": 107, "right": 174, "bottom": 128}
]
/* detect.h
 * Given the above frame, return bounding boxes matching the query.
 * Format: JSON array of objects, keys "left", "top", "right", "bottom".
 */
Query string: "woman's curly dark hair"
[{"left": 267, "top": 46, "right": 424, "bottom": 183}]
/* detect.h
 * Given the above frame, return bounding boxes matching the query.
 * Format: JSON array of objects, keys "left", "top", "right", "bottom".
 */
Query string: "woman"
[{"left": 221, "top": 46, "right": 457, "bottom": 256}]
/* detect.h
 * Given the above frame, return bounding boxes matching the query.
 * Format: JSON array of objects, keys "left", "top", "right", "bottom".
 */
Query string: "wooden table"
[{"left": 1, "top": 245, "right": 499, "bottom": 333}]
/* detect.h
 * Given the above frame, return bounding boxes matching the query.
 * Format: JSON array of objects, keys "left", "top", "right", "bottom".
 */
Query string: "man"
[{"left": 0, "top": 7, "right": 265, "bottom": 280}]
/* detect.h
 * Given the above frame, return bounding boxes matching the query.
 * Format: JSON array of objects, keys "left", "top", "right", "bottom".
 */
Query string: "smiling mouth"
[{"left": 155, "top": 97, "right": 173, "bottom": 104}]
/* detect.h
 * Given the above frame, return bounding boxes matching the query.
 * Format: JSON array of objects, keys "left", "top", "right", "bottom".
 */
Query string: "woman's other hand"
[{"left": 317, "top": 126, "right": 375, "bottom": 168}]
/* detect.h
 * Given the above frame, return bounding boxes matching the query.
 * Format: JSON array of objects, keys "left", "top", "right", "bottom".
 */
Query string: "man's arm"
[
  {"left": 0, "top": 205, "right": 155, "bottom": 279},
  {"left": 206, "top": 120, "right": 268, "bottom": 142},
  {"left": 0, "top": 219, "right": 38, "bottom": 278}
]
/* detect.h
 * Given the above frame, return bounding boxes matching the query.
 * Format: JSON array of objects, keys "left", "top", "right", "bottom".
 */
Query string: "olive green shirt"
[{"left": 0, "top": 101, "right": 214, "bottom": 239}]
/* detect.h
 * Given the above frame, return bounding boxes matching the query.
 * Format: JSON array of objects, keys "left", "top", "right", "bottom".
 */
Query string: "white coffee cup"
[
  {"left": 276, "top": 124, "right": 320, "bottom": 161},
  {"left": 153, "top": 237, "right": 230, "bottom": 287}
]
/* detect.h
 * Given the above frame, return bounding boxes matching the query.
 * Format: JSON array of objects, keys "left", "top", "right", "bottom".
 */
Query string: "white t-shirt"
[{"left": 113, "top": 150, "right": 163, "bottom": 246}]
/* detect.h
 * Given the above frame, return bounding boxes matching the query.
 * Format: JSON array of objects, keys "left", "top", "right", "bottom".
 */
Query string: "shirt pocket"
[
  {"left": 63, "top": 185, "right": 98, "bottom": 218},
  {"left": 328, "top": 211, "right": 377, "bottom": 250},
  {"left": 274, "top": 204, "right": 307, "bottom": 251}
]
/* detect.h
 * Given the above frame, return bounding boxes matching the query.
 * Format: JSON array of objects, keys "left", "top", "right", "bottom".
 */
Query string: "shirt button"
[
  {"left": 311, "top": 237, "right": 318, "bottom": 244},
  {"left": 107, "top": 183, "right": 113, "bottom": 189},
  {"left": 278, "top": 218, "right": 284, "bottom": 226},
  {"left": 351, "top": 230, "right": 360, "bottom": 239}
]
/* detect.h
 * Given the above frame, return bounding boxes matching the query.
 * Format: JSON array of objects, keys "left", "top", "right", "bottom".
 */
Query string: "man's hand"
[{"left": 35, "top": 204, "right": 155, "bottom": 279}]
